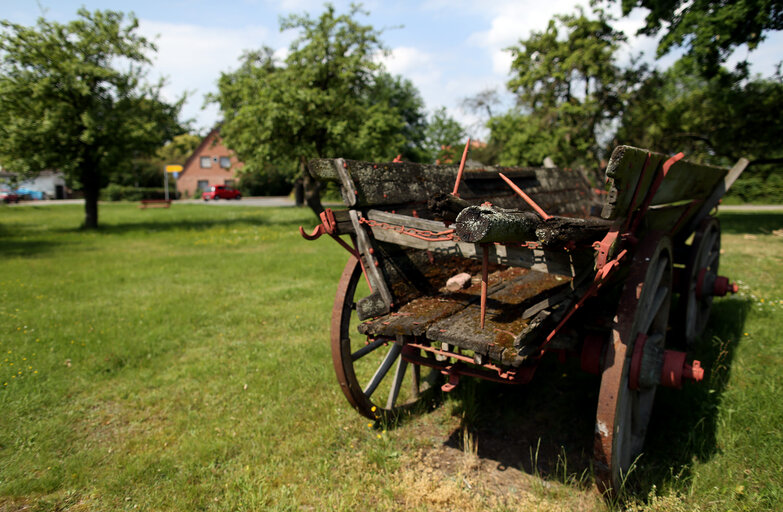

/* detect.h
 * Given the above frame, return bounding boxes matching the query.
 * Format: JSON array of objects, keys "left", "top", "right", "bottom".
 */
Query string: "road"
[
  {"left": 8, "top": 198, "right": 782, "bottom": 211},
  {"left": 8, "top": 196, "right": 297, "bottom": 207}
]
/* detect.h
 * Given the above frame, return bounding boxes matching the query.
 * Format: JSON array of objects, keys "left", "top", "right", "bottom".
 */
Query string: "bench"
[{"left": 139, "top": 199, "right": 172, "bottom": 209}]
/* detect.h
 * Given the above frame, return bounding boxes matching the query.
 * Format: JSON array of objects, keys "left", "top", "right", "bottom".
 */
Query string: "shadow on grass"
[
  {"left": 88, "top": 211, "right": 313, "bottom": 235},
  {"left": 434, "top": 296, "right": 751, "bottom": 500},
  {"left": 442, "top": 356, "right": 597, "bottom": 481},
  {"left": 718, "top": 211, "right": 783, "bottom": 234}
]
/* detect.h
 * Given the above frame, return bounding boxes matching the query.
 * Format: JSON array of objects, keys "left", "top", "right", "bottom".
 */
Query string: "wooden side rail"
[
  {"left": 308, "top": 158, "right": 600, "bottom": 217},
  {"left": 139, "top": 199, "right": 171, "bottom": 209}
]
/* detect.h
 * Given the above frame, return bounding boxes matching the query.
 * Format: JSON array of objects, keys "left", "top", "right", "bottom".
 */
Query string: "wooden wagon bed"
[{"left": 302, "top": 144, "right": 747, "bottom": 494}]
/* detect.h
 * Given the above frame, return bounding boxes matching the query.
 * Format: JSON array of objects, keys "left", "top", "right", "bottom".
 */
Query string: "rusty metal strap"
[{"left": 358, "top": 217, "right": 459, "bottom": 242}]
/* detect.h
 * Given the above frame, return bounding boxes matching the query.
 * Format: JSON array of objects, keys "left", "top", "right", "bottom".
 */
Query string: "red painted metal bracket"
[
  {"left": 498, "top": 173, "right": 552, "bottom": 220},
  {"left": 451, "top": 138, "right": 471, "bottom": 197},
  {"left": 539, "top": 248, "right": 629, "bottom": 355},
  {"left": 299, "top": 208, "right": 360, "bottom": 259}
]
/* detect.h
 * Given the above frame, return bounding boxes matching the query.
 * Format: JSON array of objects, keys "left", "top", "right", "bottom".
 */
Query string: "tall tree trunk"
[
  {"left": 82, "top": 166, "right": 100, "bottom": 229},
  {"left": 301, "top": 156, "right": 324, "bottom": 215}
]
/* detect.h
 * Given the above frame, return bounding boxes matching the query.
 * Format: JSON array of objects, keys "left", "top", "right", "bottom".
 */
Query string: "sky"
[{"left": 2, "top": 0, "right": 781, "bottom": 137}]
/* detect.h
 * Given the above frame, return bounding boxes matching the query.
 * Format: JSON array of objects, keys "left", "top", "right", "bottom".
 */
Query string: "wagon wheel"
[
  {"left": 683, "top": 217, "right": 721, "bottom": 346},
  {"left": 332, "top": 256, "right": 437, "bottom": 421},
  {"left": 594, "top": 235, "right": 673, "bottom": 494}
]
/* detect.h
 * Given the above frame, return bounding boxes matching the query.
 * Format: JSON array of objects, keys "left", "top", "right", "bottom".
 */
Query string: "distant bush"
[
  {"left": 727, "top": 167, "right": 783, "bottom": 203},
  {"left": 238, "top": 167, "right": 292, "bottom": 197},
  {"left": 102, "top": 184, "right": 178, "bottom": 201}
]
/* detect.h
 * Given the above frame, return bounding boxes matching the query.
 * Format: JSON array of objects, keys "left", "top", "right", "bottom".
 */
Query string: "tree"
[
  {"left": 608, "top": 0, "right": 783, "bottom": 76},
  {"left": 112, "top": 133, "right": 201, "bottom": 189},
  {"left": 498, "top": 8, "right": 628, "bottom": 168},
  {"left": 211, "top": 5, "right": 428, "bottom": 213},
  {"left": 0, "top": 9, "right": 184, "bottom": 228},
  {"left": 615, "top": 61, "right": 783, "bottom": 201},
  {"left": 423, "top": 107, "right": 466, "bottom": 163}
]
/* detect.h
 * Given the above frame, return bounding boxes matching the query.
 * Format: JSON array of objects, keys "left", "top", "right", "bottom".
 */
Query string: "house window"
[
  {"left": 200, "top": 156, "right": 212, "bottom": 168},
  {"left": 225, "top": 179, "right": 235, "bottom": 188},
  {"left": 220, "top": 156, "right": 231, "bottom": 169},
  {"left": 197, "top": 180, "right": 209, "bottom": 192}
]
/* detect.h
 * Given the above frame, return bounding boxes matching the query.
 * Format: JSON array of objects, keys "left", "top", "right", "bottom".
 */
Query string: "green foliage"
[
  {"left": 210, "top": 4, "right": 429, "bottom": 209},
  {"left": 101, "top": 184, "right": 175, "bottom": 201},
  {"left": 500, "top": 8, "right": 627, "bottom": 168},
  {"left": 615, "top": 61, "right": 783, "bottom": 202},
  {"left": 610, "top": 0, "right": 783, "bottom": 76},
  {"left": 109, "top": 133, "right": 202, "bottom": 190},
  {"left": 424, "top": 107, "right": 466, "bottom": 163},
  {"left": 155, "top": 133, "right": 202, "bottom": 166},
  {"left": 237, "top": 165, "right": 293, "bottom": 197},
  {"left": 0, "top": 9, "right": 185, "bottom": 227}
]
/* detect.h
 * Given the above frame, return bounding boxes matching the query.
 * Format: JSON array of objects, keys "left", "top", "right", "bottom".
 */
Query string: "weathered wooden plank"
[
  {"left": 643, "top": 202, "right": 701, "bottom": 233},
  {"left": 308, "top": 158, "right": 598, "bottom": 216},
  {"left": 358, "top": 266, "right": 526, "bottom": 337},
  {"left": 602, "top": 146, "right": 665, "bottom": 220},
  {"left": 602, "top": 145, "right": 729, "bottom": 221},
  {"left": 425, "top": 270, "right": 570, "bottom": 361},
  {"left": 680, "top": 157, "right": 749, "bottom": 240},
  {"left": 366, "top": 224, "right": 589, "bottom": 277},
  {"left": 366, "top": 209, "right": 452, "bottom": 233},
  {"left": 454, "top": 204, "right": 612, "bottom": 246},
  {"left": 361, "top": 209, "right": 594, "bottom": 277},
  {"left": 654, "top": 158, "right": 727, "bottom": 205}
]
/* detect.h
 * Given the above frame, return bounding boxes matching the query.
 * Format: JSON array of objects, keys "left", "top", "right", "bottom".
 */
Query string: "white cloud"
[
  {"left": 138, "top": 19, "right": 274, "bottom": 132},
  {"left": 380, "top": 46, "right": 436, "bottom": 77},
  {"left": 464, "top": 1, "right": 668, "bottom": 77}
]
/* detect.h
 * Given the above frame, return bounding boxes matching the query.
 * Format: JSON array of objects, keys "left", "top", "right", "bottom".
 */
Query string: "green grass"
[{"left": 0, "top": 204, "right": 781, "bottom": 511}]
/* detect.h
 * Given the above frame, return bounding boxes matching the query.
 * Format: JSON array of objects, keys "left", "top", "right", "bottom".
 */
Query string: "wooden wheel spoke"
[
  {"left": 649, "top": 257, "right": 668, "bottom": 295},
  {"left": 411, "top": 363, "right": 421, "bottom": 399},
  {"left": 386, "top": 357, "right": 409, "bottom": 409},
  {"left": 351, "top": 338, "right": 387, "bottom": 361},
  {"left": 683, "top": 218, "right": 721, "bottom": 346},
  {"left": 641, "top": 286, "right": 668, "bottom": 335},
  {"left": 363, "top": 343, "right": 402, "bottom": 398},
  {"left": 704, "top": 230, "right": 719, "bottom": 257},
  {"left": 706, "top": 249, "right": 719, "bottom": 269}
]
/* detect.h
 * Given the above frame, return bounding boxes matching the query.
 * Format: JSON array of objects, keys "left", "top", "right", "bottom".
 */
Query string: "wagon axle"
[
  {"left": 696, "top": 269, "right": 739, "bottom": 299},
  {"left": 581, "top": 333, "right": 705, "bottom": 389}
]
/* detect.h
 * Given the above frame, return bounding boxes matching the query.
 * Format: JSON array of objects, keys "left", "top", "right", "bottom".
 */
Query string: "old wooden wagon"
[{"left": 300, "top": 145, "right": 747, "bottom": 493}]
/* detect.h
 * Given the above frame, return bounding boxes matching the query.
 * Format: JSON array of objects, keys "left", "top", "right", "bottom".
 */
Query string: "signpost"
[{"left": 164, "top": 165, "right": 183, "bottom": 201}]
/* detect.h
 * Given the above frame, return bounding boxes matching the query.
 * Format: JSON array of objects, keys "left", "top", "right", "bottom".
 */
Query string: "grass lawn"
[{"left": 0, "top": 203, "right": 781, "bottom": 511}]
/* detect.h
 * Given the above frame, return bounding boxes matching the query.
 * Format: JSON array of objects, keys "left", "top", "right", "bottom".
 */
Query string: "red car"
[
  {"left": 0, "top": 188, "right": 20, "bottom": 204},
  {"left": 202, "top": 185, "right": 241, "bottom": 201}
]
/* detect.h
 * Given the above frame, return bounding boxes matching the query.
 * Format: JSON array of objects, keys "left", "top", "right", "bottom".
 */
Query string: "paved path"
[
  {"left": 719, "top": 205, "right": 783, "bottom": 211},
  {"left": 9, "top": 197, "right": 296, "bottom": 207},
  {"left": 9, "top": 198, "right": 782, "bottom": 211},
  {"left": 180, "top": 196, "right": 295, "bottom": 207}
]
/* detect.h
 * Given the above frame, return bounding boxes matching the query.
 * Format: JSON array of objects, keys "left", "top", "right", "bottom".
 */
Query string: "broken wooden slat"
[{"left": 455, "top": 205, "right": 612, "bottom": 246}]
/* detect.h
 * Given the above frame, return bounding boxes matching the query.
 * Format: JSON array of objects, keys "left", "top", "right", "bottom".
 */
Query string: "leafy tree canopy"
[
  {"left": 112, "top": 133, "right": 202, "bottom": 189},
  {"left": 606, "top": 0, "right": 783, "bottom": 76},
  {"left": 211, "top": 4, "right": 429, "bottom": 212},
  {"left": 614, "top": 60, "right": 783, "bottom": 200},
  {"left": 0, "top": 9, "right": 184, "bottom": 228},
  {"left": 500, "top": 8, "right": 628, "bottom": 167},
  {"left": 424, "top": 107, "right": 466, "bottom": 163}
]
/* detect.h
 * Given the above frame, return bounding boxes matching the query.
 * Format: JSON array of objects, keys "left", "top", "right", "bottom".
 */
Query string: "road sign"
[{"left": 165, "top": 165, "right": 183, "bottom": 173}]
